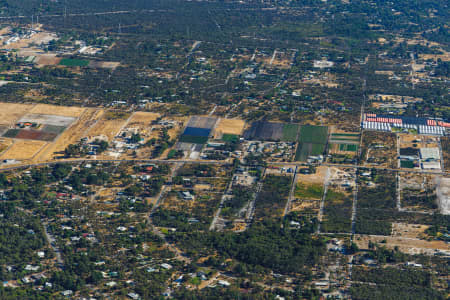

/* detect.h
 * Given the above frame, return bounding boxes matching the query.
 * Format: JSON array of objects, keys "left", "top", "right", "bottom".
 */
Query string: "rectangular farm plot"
[
  {"left": 2, "top": 114, "right": 76, "bottom": 142},
  {"left": 180, "top": 116, "right": 218, "bottom": 144},
  {"left": 295, "top": 125, "right": 328, "bottom": 161},
  {"left": 186, "top": 116, "right": 218, "bottom": 129},
  {"left": 59, "top": 58, "right": 89, "bottom": 67},
  {"left": 244, "top": 121, "right": 299, "bottom": 141},
  {"left": 0, "top": 139, "right": 46, "bottom": 160},
  {"left": 214, "top": 118, "right": 245, "bottom": 138},
  {"left": 29, "top": 104, "right": 85, "bottom": 117}
]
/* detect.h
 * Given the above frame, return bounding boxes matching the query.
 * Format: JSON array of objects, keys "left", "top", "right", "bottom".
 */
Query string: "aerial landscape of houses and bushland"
[{"left": 0, "top": 0, "right": 447, "bottom": 299}]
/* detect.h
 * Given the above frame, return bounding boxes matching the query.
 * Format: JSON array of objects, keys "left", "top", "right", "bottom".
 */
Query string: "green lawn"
[{"left": 59, "top": 58, "right": 90, "bottom": 67}]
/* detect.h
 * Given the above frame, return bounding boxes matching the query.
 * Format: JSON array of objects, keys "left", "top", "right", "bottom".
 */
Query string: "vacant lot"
[
  {"left": 0, "top": 138, "right": 12, "bottom": 154},
  {"left": 214, "top": 118, "right": 245, "bottom": 138},
  {"left": 360, "top": 131, "right": 397, "bottom": 168},
  {"left": 128, "top": 112, "right": 160, "bottom": 126},
  {"left": 35, "top": 54, "right": 61, "bottom": 66},
  {"left": 29, "top": 104, "right": 85, "bottom": 118},
  {"left": 0, "top": 139, "right": 46, "bottom": 160},
  {"left": 88, "top": 110, "right": 130, "bottom": 141},
  {"left": 0, "top": 102, "right": 34, "bottom": 125},
  {"left": 89, "top": 61, "right": 120, "bottom": 69}
]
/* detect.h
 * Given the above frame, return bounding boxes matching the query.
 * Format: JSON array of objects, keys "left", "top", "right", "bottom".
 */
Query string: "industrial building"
[{"left": 362, "top": 113, "right": 449, "bottom": 136}]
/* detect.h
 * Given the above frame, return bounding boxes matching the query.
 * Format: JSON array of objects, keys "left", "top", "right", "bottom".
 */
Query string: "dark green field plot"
[
  {"left": 222, "top": 133, "right": 239, "bottom": 142},
  {"left": 295, "top": 142, "right": 326, "bottom": 161},
  {"left": 179, "top": 135, "right": 208, "bottom": 144},
  {"left": 59, "top": 58, "right": 90, "bottom": 67},
  {"left": 299, "top": 125, "right": 328, "bottom": 144},
  {"left": 282, "top": 124, "right": 300, "bottom": 142},
  {"left": 339, "top": 144, "right": 358, "bottom": 152},
  {"left": 2, "top": 129, "right": 20, "bottom": 138},
  {"left": 400, "top": 160, "right": 415, "bottom": 168}
]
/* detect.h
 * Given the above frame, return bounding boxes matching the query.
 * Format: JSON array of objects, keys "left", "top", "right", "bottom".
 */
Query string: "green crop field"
[
  {"left": 331, "top": 133, "right": 359, "bottom": 137},
  {"left": 222, "top": 133, "right": 239, "bottom": 142},
  {"left": 295, "top": 183, "right": 324, "bottom": 199},
  {"left": 295, "top": 142, "right": 325, "bottom": 161},
  {"left": 299, "top": 125, "right": 328, "bottom": 144},
  {"left": 59, "top": 58, "right": 90, "bottom": 67},
  {"left": 339, "top": 144, "right": 358, "bottom": 152},
  {"left": 282, "top": 124, "right": 299, "bottom": 142}
]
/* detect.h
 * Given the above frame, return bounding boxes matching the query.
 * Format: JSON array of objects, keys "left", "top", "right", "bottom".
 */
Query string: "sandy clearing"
[
  {"left": 354, "top": 234, "right": 449, "bottom": 255},
  {"left": 0, "top": 139, "right": 47, "bottom": 160},
  {"left": 0, "top": 138, "right": 13, "bottom": 154},
  {"left": 214, "top": 118, "right": 245, "bottom": 137},
  {"left": 29, "top": 104, "right": 86, "bottom": 117},
  {"left": 296, "top": 166, "right": 328, "bottom": 184},
  {"left": 87, "top": 112, "right": 130, "bottom": 142},
  {"left": 0, "top": 102, "right": 34, "bottom": 125},
  {"left": 128, "top": 112, "right": 160, "bottom": 126},
  {"left": 35, "top": 54, "right": 61, "bottom": 66}
]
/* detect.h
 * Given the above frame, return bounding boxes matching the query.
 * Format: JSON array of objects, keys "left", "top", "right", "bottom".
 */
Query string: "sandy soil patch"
[
  {"left": 296, "top": 166, "right": 328, "bottom": 184},
  {"left": 87, "top": 111, "right": 130, "bottom": 141},
  {"left": 128, "top": 112, "right": 160, "bottom": 126},
  {"left": 354, "top": 234, "right": 449, "bottom": 255},
  {"left": 35, "top": 54, "right": 61, "bottom": 67},
  {"left": 0, "top": 139, "right": 46, "bottom": 160},
  {"left": 214, "top": 118, "right": 245, "bottom": 138},
  {"left": 0, "top": 138, "right": 13, "bottom": 154},
  {"left": 30, "top": 104, "right": 85, "bottom": 117},
  {"left": 0, "top": 102, "right": 34, "bottom": 125}
]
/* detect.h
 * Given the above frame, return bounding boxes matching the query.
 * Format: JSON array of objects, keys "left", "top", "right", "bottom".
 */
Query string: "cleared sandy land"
[
  {"left": 0, "top": 138, "right": 13, "bottom": 154},
  {"left": 128, "top": 112, "right": 160, "bottom": 126},
  {"left": 0, "top": 139, "right": 46, "bottom": 160},
  {"left": 29, "top": 104, "right": 85, "bottom": 117},
  {"left": 296, "top": 166, "right": 328, "bottom": 184},
  {"left": 355, "top": 234, "right": 449, "bottom": 255},
  {"left": 214, "top": 118, "right": 245, "bottom": 137},
  {"left": 34, "top": 108, "right": 101, "bottom": 161},
  {"left": 35, "top": 54, "right": 61, "bottom": 67},
  {"left": 87, "top": 111, "right": 130, "bottom": 141},
  {"left": 0, "top": 102, "right": 34, "bottom": 125}
]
